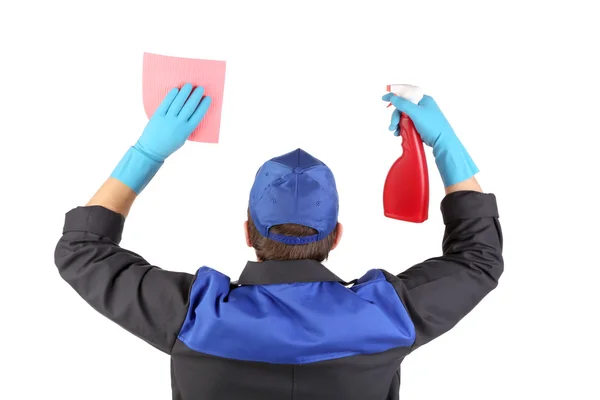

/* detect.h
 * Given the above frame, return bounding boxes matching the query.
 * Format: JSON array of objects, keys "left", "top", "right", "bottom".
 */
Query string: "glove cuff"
[
  {"left": 110, "top": 146, "right": 163, "bottom": 194},
  {"left": 433, "top": 135, "right": 479, "bottom": 187}
]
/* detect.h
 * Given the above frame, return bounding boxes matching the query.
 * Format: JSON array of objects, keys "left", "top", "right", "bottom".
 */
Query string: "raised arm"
[
  {"left": 54, "top": 84, "right": 211, "bottom": 353},
  {"left": 381, "top": 92, "right": 503, "bottom": 351}
]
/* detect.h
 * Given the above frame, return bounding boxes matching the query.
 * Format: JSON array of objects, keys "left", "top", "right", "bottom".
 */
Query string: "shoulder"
[{"left": 191, "top": 266, "right": 234, "bottom": 289}]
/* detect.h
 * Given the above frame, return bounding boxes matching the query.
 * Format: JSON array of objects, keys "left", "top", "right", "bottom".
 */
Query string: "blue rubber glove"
[
  {"left": 111, "top": 83, "right": 211, "bottom": 194},
  {"left": 382, "top": 93, "right": 478, "bottom": 187}
]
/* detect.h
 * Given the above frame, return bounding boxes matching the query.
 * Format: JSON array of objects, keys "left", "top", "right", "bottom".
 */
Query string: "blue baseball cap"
[{"left": 248, "top": 148, "right": 339, "bottom": 245}]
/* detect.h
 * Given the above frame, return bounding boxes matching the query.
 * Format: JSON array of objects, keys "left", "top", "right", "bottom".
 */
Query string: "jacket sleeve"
[
  {"left": 382, "top": 190, "right": 504, "bottom": 352},
  {"left": 54, "top": 205, "right": 195, "bottom": 354}
]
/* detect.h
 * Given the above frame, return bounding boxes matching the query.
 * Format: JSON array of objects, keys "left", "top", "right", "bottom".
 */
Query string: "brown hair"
[{"left": 247, "top": 209, "right": 337, "bottom": 262}]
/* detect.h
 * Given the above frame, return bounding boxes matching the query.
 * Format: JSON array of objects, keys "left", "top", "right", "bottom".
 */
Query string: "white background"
[{"left": 1, "top": 0, "right": 599, "bottom": 399}]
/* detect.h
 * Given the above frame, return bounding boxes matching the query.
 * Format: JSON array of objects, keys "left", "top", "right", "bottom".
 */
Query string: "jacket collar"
[{"left": 233, "top": 259, "right": 354, "bottom": 285}]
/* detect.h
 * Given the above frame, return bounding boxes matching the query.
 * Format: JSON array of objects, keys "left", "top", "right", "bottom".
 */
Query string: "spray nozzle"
[{"left": 385, "top": 84, "right": 423, "bottom": 108}]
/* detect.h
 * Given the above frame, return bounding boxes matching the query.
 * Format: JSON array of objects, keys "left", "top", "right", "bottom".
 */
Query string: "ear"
[
  {"left": 331, "top": 222, "right": 343, "bottom": 251},
  {"left": 244, "top": 221, "right": 252, "bottom": 247}
]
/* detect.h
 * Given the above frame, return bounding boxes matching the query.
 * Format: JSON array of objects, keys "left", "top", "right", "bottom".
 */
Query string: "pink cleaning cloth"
[{"left": 142, "top": 52, "right": 226, "bottom": 143}]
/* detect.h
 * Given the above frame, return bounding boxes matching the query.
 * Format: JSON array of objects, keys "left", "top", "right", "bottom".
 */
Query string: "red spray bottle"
[{"left": 383, "top": 84, "right": 429, "bottom": 223}]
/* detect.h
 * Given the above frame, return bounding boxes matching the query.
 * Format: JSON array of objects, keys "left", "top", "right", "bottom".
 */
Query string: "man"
[{"left": 55, "top": 83, "right": 503, "bottom": 399}]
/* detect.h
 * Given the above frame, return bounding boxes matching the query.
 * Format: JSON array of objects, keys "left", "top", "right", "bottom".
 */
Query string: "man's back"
[{"left": 175, "top": 265, "right": 412, "bottom": 399}]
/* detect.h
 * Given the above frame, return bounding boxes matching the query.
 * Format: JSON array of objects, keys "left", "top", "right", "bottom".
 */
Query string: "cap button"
[{"left": 294, "top": 167, "right": 303, "bottom": 174}]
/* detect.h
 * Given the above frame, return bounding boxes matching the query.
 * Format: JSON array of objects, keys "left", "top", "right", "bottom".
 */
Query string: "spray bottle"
[{"left": 383, "top": 84, "right": 429, "bottom": 223}]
